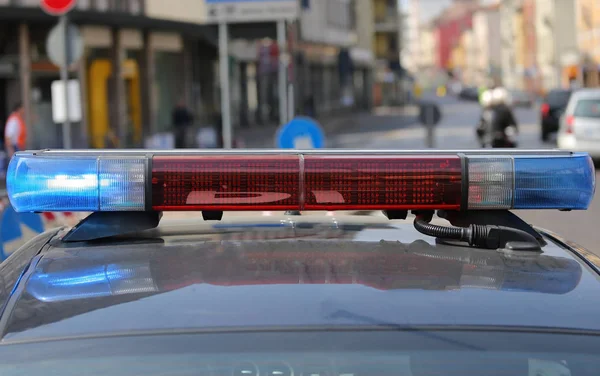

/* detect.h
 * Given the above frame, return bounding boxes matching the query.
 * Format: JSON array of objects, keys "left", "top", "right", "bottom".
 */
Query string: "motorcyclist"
[{"left": 489, "top": 87, "right": 518, "bottom": 148}]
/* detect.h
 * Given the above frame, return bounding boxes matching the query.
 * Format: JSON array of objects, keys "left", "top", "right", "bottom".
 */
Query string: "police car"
[{"left": 0, "top": 149, "right": 598, "bottom": 375}]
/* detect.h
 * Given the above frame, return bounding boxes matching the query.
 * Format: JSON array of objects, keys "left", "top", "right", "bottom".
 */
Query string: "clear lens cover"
[
  {"left": 99, "top": 158, "right": 146, "bottom": 211},
  {"left": 468, "top": 157, "right": 514, "bottom": 209}
]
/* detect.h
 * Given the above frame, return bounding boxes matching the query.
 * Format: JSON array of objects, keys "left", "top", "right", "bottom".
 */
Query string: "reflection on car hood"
[{"left": 4, "top": 217, "right": 600, "bottom": 342}]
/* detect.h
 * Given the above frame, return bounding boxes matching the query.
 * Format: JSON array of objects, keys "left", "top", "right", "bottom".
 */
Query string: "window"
[
  {"left": 546, "top": 90, "right": 571, "bottom": 106},
  {"left": 4, "top": 331, "right": 600, "bottom": 376},
  {"left": 326, "top": 0, "right": 353, "bottom": 30},
  {"left": 574, "top": 98, "right": 600, "bottom": 118}
]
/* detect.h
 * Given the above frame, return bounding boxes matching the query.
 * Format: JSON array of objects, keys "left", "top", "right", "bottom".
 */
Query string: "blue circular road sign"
[{"left": 276, "top": 117, "right": 325, "bottom": 149}]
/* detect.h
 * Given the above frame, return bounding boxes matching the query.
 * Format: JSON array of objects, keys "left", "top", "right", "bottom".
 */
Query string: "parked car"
[
  {"left": 509, "top": 89, "right": 534, "bottom": 108},
  {"left": 540, "top": 89, "right": 572, "bottom": 141},
  {"left": 557, "top": 88, "right": 600, "bottom": 158},
  {"left": 459, "top": 86, "right": 479, "bottom": 101}
]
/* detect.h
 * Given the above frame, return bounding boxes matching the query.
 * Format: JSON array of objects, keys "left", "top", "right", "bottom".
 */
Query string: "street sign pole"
[
  {"left": 277, "top": 20, "right": 287, "bottom": 126},
  {"left": 287, "top": 21, "right": 296, "bottom": 121},
  {"left": 60, "top": 14, "right": 71, "bottom": 149},
  {"left": 219, "top": 21, "right": 232, "bottom": 149},
  {"left": 425, "top": 106, "right": 434, "bottom": 148}
]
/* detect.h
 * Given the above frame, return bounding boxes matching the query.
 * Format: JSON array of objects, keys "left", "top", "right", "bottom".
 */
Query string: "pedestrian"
[
  {"left": 172, "top": 99, "right": 193, "bottom": 149},
  {"left": 4, "top": 102, "right": 27, "bottom": 158},
  {"left": 304, "top": 95, "right": 316, "bottom": 118}
]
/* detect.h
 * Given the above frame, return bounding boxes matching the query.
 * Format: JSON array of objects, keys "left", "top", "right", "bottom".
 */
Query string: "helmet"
[{"left": 492, "top": 87, "right": 512, "bottom": 106}]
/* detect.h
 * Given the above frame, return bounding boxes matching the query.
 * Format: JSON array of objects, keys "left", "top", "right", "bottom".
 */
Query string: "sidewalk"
[{"left": 237, "top": 105, "right": 419, "bottom": 148}]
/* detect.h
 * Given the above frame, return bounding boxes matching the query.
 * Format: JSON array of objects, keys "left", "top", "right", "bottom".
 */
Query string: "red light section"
[
  {"left": 152, "top": 155, "right": 463, "bottom": 211},
  {"left": 152, "top": 156, "right": 301, "bottom": 211},
  {"left": 304, "top": 156, "right": 462, "bottom": 210}
]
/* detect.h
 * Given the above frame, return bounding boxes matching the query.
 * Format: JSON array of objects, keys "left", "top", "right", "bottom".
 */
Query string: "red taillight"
[
  {"left": 541, "top": 103, "right": 550, "bottom": 117},
  {"left": 151, "top": 155, "right": 462, "bottom": 211},
  {"left": 566, "top": 115, "right": 575, "bottom": 133}
]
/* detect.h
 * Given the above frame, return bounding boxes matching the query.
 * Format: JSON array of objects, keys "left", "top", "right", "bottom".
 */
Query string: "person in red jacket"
[{"left": 4, "top": 102, "right": 27, "bottom": 158}]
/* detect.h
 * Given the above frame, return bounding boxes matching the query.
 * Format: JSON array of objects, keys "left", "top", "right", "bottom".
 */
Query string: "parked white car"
[{"left": 557, "top": 88, "right": 600, "bottom": 158}]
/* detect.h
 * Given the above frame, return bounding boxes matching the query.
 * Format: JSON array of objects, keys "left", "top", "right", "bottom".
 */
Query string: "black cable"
[
  {"left": 414, "top": 216, "right": 469, "bottom": 241},
  {"left": 413, "top": 215, "right": 541, "bottom": 251}
]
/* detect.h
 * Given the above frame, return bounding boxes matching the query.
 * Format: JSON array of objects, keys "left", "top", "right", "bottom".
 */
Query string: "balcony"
[{"left": 374, "top": 9, "right": 399, "bottom": 33}]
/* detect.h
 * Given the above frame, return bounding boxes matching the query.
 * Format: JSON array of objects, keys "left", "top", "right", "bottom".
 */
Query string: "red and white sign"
[{"left": 40, "top": 0, "right": 77, "bottom": 15}]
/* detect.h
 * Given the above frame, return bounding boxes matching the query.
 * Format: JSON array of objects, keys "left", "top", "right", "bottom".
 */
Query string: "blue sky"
[
  {"left": 399, "top": 0, "right": 453, "bottom": 22},
  {"left": 400, "top": 0, "right": 498, "bottom": 22}
]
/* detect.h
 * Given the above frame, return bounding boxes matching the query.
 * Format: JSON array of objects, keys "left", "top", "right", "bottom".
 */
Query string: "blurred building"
[
  {"left": 531, "top": 0, "right": 578, "bottom": 93},
  {"left": 372, "top": 0, "right": 403, "bottom": 106},
  {"left": 298, "top": 0, "right": 373, "bottom": 115},
  {"left": 0, "top": 0, "right": 202, "bottom": 149},
  {"left": 0, "top": 0, "right": 371, "bottom": 150},
  {"left": 401, "top": 0, "right": 419, "bottom": 74},
  {"left": 500, "top": 0, "right": 524, "bottom": 89},
  {"left": 417, "top": 23, "right": 436, "bottom": 70},
  {"left": 351, "top": 0, "right": 376, "bottom": 109},
  {"left": 435, "top": 0, "right": 478, "bottom": 73},
  {"left": 498, "top": 0, "right": 579, "bottom": 93},
  {"left": 414, "top": 22, "right": 438, "bottom": 89},
  {"left": 576, "top": 0, "right": 600, "bottom": 87},
  {"left": 522, "top": 0, "right": 539, "bottom": 93},
  {"left": 471, "top": 3, "right": 501, "bottom": 87}
]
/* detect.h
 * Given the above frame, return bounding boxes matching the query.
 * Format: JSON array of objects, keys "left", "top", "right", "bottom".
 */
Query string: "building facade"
[
  {"left": 472, "top": 4, "right": 501, "bottom": 87},
  {"left": 0, "top": 0, "right": 368, "bottom": 150},
  {"left": 435, "top": 0, "right": 477, "bottom": 71},
  {"left": 0, "top": 0, "right": 197, "bottom": 149},
  {"left": 372, "top": 0, "right": 402, "bottom": 106},
  {"left": 538, "top": 0, "right": 578, "bottom": 91},
  {"left": 576, "top": 0, "right": 600, "bottom": 87},
  {"left": 500, "top": 0, "right": 520, "bottom": 89},
  {"left": 298, "top": 0, "right": 372, "bottom": 115},
  {"left": 413, "top": 22, "right": 438, "bottom": 89},
  {"left": 401, "top": 0, "right": 419, "bottom": 74}
]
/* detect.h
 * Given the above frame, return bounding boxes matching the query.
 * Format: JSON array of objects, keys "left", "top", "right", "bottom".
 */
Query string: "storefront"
[{"left": 350, "top": 47, "right": 374, "bottom": 110}]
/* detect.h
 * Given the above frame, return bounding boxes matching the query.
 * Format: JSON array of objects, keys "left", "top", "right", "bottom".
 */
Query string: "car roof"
[
  {"left": 571, "top": 89, "right": 600, "bottom": 99},
  {"left": 2, "top": 213, "right": 600, "bottom": 343},
  {"left": 548, "top": 89, "right": 572, "bottom": 94}
]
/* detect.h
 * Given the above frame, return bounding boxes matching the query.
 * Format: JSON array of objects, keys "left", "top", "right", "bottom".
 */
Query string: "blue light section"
[
  {"left": 514, "top": 153, "right": 596, "bottom": 209},
  {"left": 7, "top": 155, "right": 146, "bottom": 212},
  {"left": 7, "top": 156, "right": 98, "bottom": 212}
]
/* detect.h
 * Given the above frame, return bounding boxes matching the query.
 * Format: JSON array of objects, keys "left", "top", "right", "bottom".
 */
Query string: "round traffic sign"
[
  {"left": 40, "top": 0, "right": 77, "bottom": 15},
  {"left": 46, "top": 22, "right": 84, "bottom": 68},
  {"left": 276, "top": 117, "right": 325, "bottom": 149}
]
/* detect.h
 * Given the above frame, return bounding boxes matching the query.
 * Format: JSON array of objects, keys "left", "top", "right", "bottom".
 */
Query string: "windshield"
[
  {"left": 2, "top": 331, "right": 600, "bottom": 376},
  {"left": 546, "top": 91, "right": 572, "bottom": 106},
  {"left": 574, "top": 99, "right": 600, "bottom": 118}
]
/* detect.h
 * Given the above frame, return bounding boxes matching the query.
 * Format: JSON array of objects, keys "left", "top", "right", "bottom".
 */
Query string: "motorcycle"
[
  {"left": 492, "top": 126, "right": 518, "bottom": 148},
  {"left": 477, "top": 125, "right": 518, "bottom": 148}
]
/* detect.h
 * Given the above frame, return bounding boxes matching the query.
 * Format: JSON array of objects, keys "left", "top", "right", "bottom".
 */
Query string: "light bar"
[{"left": 6, "top": 151, "right": 595, "bottom": 213}]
